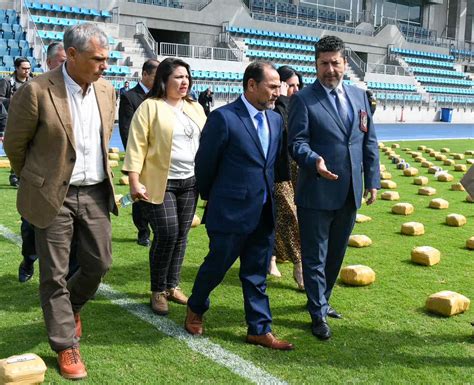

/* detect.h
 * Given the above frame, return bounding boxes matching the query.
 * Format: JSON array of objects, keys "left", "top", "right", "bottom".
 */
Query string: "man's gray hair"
[
  {"left": 63, "top": 23, "right": 108, "bottom": 52},
  {"left": 46, "top": 42, "right": 64, "bottom": 60}
]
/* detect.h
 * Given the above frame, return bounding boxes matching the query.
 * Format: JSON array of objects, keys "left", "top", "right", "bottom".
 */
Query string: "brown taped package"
[{"left": 0, "top": 353, "right": 46, "bottom": 384}]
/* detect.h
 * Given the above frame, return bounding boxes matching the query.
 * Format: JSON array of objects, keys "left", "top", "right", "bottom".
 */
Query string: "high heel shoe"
[
  {"left": 268, "top": 256, "right": 282, "bottom": 277},
  {"left": 293, "top": 261, "right": 304, "bottom": 291}
]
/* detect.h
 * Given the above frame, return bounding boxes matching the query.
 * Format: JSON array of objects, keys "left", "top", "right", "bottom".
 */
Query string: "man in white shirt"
[{"left": 4, "top": 23, "right": 117, "bottom": 380}]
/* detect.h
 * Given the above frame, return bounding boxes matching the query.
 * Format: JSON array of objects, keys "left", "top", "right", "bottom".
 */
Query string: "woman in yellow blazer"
[{"left": 123, "top": 58, "right": 207, "bottom": 316}]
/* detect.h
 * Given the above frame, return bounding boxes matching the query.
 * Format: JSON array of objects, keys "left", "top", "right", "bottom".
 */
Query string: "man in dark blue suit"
[
  {"left": 185, "top": 61, "right": 294, "bottom": 350},
  {"left": 118, "top": 59, "right": 159, "bottom": 247},
  {"left": 288, "top": 36, "right": 380, "bottom": 340}
]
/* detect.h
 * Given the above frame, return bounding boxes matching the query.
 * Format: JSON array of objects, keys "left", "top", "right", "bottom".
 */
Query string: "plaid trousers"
[{"left": 143, "top": 176, "right": 198, "bottom": 292}]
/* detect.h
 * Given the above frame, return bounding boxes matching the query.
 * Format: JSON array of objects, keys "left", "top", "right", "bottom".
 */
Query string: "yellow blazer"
[
  {"left": 122, "top": 98, "right": 207, "bottom": 204},
  {"left": 4, "top": 66, "right": 118, "bottom": 228}
]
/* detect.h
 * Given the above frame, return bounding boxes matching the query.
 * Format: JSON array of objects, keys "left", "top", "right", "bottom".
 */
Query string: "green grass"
[{"left": 0, "top": 139, "right": 473, "bottom": 384}]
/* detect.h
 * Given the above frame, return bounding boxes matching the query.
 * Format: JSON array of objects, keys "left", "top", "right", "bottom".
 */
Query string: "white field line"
[{"left": 0, "top": 224, "right": 288, "bottom": 385}]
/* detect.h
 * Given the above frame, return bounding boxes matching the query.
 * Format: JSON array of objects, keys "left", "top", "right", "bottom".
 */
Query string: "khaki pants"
[{"left": 35, "top": 182, "right": 112, "bottom": 352}]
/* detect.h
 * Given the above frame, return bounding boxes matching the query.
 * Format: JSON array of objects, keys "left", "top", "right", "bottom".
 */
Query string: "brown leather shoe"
[
  {"left": 246, "top": 332, "right": 294, "bottom": 350},
  {"left": 167, "top": 287, "right": 188, "bottom": 305},
  {"left": 151, "top": 291, "right": 169, "bottom": 315},
  {"left": 184, "top": 306, "right": 203, "bottom": 335},
  {"left": 74, "top": 313, "right": 82, "bottom": 338},
  {"left": 57, "top": 346, "right": 87, "bottom": 380}
]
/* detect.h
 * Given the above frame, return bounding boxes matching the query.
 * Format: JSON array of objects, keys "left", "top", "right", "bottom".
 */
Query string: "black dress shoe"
[
  {"left": 9, "top": 174, "right": 19, "bottom": 188},
  {"left": 311, "top": 318, "right": 331, "bottom": 340},
  {"left": 327, "top": 305, "right": 343, "bottom": 319},
  {"left": 137, "top": 238, "right": 150, "bottom": 247},
  {"left": 18, "top": 260, "right": 34, "bottom": 283}
]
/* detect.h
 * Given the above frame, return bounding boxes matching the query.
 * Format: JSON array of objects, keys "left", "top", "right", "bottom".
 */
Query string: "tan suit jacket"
[
  {"left": 122, "top": 98, "right": 207, "bottom": 204},
  {"left": 4, "top": 66, "right": 118, "bottom": 228}
]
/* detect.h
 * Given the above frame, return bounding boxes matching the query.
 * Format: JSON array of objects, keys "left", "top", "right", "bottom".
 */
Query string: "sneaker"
[
  {"left": 18, "top": 260, "right": 34, "bottom": 283},
  {"left": 74, "top": 313, "right": 82, "bottom": 339},
  {"left": 150, "top": 291, "right": 168, "bottom": 315},
  {"left": 57, "top": 346, "right": 87, "bottom": 380},
  {"left": 167, "top": 287, "right": 188, "bottom": 305}
]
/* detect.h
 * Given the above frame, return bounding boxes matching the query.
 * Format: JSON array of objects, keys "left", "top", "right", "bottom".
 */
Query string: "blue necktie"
[
  {"left": 255, "top": 112, "right": 269, "bottom": 158},
  {"left": 331, "top": 89, "right": 351, "bottom": 130},
  {"left": 255, "top": 112, "right": 269, "bottom": 203}
]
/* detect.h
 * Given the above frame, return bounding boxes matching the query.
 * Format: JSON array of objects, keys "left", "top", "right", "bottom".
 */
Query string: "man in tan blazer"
[{"left": 4, "top": 23, "right": 117, "bottom": 380}]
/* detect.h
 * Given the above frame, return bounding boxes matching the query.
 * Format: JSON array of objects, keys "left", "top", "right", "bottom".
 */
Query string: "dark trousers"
[
  {"left": 132, "top": 200, "right": 150, "bottom": 242},
  {"left": 21, "top": 217, "right": 36, "bottom": 263},
  {"left": 188, "top": 203, "right": 274, "bottom": 336},
  {"left": 144, "top": 176, "right": 197, "bottom": 292},
  {"left": 297, "top": 191, "right": 356, "bottom": 320},
  {"left": 35, "top": 183, "right": 112, "bottom": 352}
]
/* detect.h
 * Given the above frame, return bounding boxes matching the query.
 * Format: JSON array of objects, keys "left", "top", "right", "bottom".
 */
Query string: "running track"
[{"left": 1, "top": 123, "right": 473, "bottom": 156}]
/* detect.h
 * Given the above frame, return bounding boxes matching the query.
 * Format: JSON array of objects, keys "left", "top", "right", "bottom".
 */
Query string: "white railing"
[
  {"left": 160, "top": 42, "right": 243, "bottom": 62},
  {"left": 135, "top": 22, "right": 158, "bottom": 58},
  {"left": 367, "top": 63, "right": 411, "bottom": 76},
  {"left": 126, "top": 0, "right": 211, "bottom": 11},
  {"left": 20, "top": 3, "right": 47, "bottom": 69}
]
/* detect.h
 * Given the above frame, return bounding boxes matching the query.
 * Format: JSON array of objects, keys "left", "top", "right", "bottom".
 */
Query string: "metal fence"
[
  {"left": 367, "top": 63, "right": 411, "bottom": 76},
  {"left": 126, "top": 0, "right": 211, "bottom": 12},
  {"left": 159, "top": 42, "right": 243, "bottom": 61}
]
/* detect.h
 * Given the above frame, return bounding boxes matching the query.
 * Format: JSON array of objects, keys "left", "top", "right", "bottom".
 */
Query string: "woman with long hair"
[
  {"left": 268, "top": 65, "right": 305, "bottom": 290},
  {"left": 123, "top": 58, "right": 207, "bottom": 315}
]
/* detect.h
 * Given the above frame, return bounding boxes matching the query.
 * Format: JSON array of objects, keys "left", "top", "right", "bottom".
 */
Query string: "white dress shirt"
[
  {"left": 139, "top": 81, "right": 150, "bottom": 95},
  {"left": 240, "top": 94, "right": 270, "bottom": 134},
  {"left": 62, "top": 64, "right": 106, "bottom": 186}
]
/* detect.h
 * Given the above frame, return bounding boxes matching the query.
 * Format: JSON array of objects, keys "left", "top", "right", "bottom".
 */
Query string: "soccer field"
[{"left": 0, "top": 139, "right": 473, "bottom": 384}]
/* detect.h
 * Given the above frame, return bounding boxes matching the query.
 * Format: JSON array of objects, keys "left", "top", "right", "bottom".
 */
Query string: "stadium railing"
[
  {"left": 125, "top": 0, "right": 212, "bottom": 12},
  {"left": 160, "top": 42, "right": 242, "bottom": 62}
]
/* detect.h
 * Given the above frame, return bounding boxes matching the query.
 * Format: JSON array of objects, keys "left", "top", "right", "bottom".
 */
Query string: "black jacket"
[
  {"left": 273, "top": 95, "right": 291, "bottom": 182},
  {"left": 118, "top": 84, "right": 147, "bottom": 148}
]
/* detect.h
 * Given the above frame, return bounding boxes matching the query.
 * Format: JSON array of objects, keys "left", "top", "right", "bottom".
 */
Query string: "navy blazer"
[
  {"left": 288, "top": 80, "right": 380, "bottom": 210},
  {"left": 195, "top": 97, "right": 283, "bottom": 234},
  {"left": 118, "top": 84, "right": 147, "bottom": 149}
]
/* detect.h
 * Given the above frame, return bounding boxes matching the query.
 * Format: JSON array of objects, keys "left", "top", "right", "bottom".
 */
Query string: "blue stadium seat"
[
  {"left": 80, "top": 8, "right": 92, "bottom": 16},
  {"left": 61, "top": 5, "right": 73, "bottom": 13},
  {"left": 2, "top": 55, "right": 14, "bottom": 67},
  {"left": 42, "top": 3, "right": 53, "bottom": 11},
  {"left": 1, "top": 23, "right": 12, "bottom": 33},
  {"left": 52, "top": 3, "right": 62, "bottom": 13},
  {"left": 101, "top": 10, "right": 112, "bottom": 18},
  {"left": 90, "top": 9, "right": 101, "bottom": 17},
  {"left": 109, "top": 51, "right": 123, "bottom": 59},
  {"left": 7, "top": 39, "right": 18, "bottom": 49},
  {"left": 6, "top": 9, "right": 17, "bottom": 23},
  {"left": 9, "top": 47, "right": 21, "bottom": 56}
]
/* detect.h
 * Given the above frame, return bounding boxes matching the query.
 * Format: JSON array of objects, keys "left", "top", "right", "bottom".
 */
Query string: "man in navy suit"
[
  {"left": 288, "top": 36, "right": 380, "bottom": 340},
  {"left": 119, "top": 59, "right": 159, "bottom": 247},
  {"left": 185, "top": 61, "right": 293, "bottom": 350}
]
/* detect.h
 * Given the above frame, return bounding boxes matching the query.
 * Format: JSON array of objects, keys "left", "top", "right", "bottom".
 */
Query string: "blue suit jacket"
[
  {"left": 288, "top": 80, "right": 380, "bottom": 210},
  {"left": 195, "top": 97, "right": 283, "bottom": 234}
]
